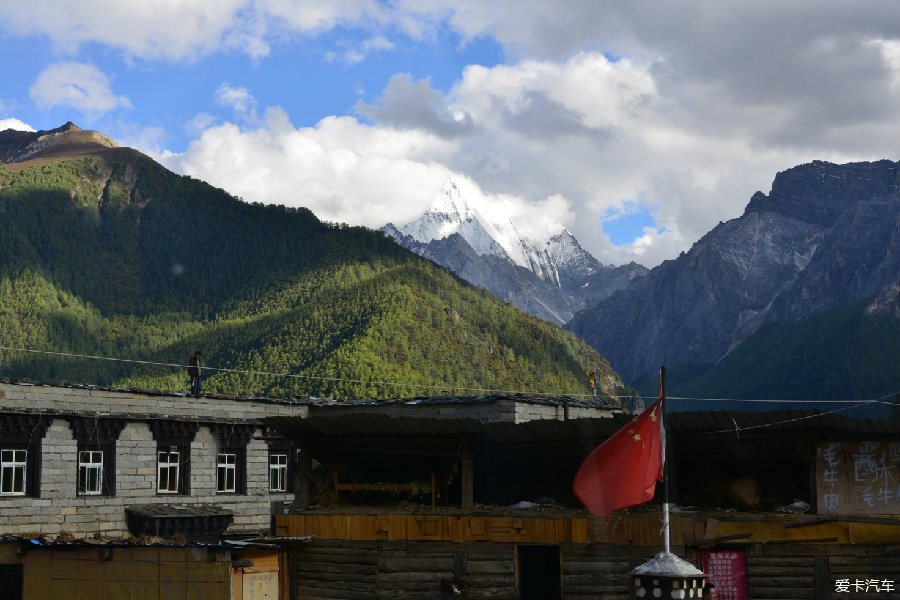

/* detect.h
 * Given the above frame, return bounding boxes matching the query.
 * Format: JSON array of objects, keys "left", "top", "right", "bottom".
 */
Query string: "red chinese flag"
[{"left": 573, "top": 398, "right": 664, "bottom": 515}]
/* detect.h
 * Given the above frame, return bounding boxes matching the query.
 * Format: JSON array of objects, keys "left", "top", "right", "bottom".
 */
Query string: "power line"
[
  {"left": 3, "top": 344, "right": 898, "bottom": 408},
  {"left": 0, "top": 345, "right": 601, "bottom": 400},
  {"left": 706, "top": 398, "right": 889, "bottom": 434},
  {"left": 665, "top": 393, "right": 900, "bottom": 405}
]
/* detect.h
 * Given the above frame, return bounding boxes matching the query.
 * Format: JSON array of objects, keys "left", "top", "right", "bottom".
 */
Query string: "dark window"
[
  {"left": 217, "top": 452, "right": 237, "bottom": 493},
  {"left": 0, "top": 414, "right": 49, "bottom": 498},
  {"left": 148, "top": 421, "right": 199, "bottom": 496},
  {"left": 157, "top": 450, "right": 182, "bottom": 494},
  {"left": 77, "top": 450, "right": 104, "bottom": 495},
  {"left": 68, "top": 417, "right": 124, "bottom": 497},
  {"left": 210, "top": 424, "right": 254, "bottom": 495},
  {"left": 266, "top": 432, "right": 295, "bottom": 495},
  {"left": 0, "top": 449, "right": 27, "bottom": 495},
  {"left": 269, "top": 453, "right": 288, "bottom": 492}
]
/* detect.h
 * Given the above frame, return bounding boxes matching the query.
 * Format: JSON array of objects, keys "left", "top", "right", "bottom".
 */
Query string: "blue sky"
[{"left": 2, "top": 1, "right": 898, "bottom": 267}]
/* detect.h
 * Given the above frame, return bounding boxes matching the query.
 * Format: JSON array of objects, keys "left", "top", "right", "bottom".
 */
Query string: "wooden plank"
[
  {"left": 376, "top": 557, "right": 453, "bottom": 573},
  {"left": 747, "top": 575, "right": 815, "bottom": 587},
  {"left": 297, "top": 562, "right": 377, "bottom": 576},
  {"left": 748, "top": 586, "right": 815, "bottom": 599},
  {"left": 282, "top": 513, "right": 679, "bottom": 544},
  {"left": 377, "top": 571, "right": 444, "bottom": 584},
  {"left": 563, "top": 560, "right": 630, "bottom": 575},
  {"left": 747, "top": 557, "right": 815, "bottom": 568},
  {"left": 466, "top": 560, "right": 515, "bottom": 575},
  {"left": 296, "top": 584, "right": 377, "bottom": 600}
]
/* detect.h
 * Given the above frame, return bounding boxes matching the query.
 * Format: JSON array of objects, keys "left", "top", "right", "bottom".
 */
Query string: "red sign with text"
[{"left": 701, "top": 550, "right": 747, "bottom": 600}]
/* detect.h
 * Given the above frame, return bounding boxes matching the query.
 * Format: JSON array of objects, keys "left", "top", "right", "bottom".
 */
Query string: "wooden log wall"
[
  {"left": 292, "top": 539, "right": 638, "bottom": 600},
  {"left": 282, "top": 515, "right": 900, "bottom": 599},
  {"left": 745, "top": 555, "right": 816, "bottom": 599},
  {"left": 684, "top": 543, "right": 900, "bottom": 600},
  {"left": 560, "top": 544, "right": 631, "bottom": 600},
  {"left": 293, "top": 540, "right": 512, "bottom": 600}
]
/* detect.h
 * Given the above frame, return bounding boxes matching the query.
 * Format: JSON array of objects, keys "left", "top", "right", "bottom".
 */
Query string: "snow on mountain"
[
  {"left": 399, "top": 179, "right": 510, "bottom": 260},
  {"left": 381, "top": 178, "right": 646, "bottom": 325},
  {"left": 390, "top": 178, "right": 594, "bottom": 286}
]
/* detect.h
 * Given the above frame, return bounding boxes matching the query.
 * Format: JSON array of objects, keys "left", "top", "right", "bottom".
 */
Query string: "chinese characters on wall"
[
  {"left": 816, "top": 441, "right": 900, "bottom": 515},
  {"left": 701, "top": 551, "right": 746, "bottom": 600}
]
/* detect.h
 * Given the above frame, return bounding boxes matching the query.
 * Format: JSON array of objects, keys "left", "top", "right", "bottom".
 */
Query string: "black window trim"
[{"left": 0, "top": 414, "right": 50, "bottom": 499}]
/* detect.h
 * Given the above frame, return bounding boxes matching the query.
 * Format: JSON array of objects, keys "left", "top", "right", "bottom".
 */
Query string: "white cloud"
[
  {"left": 186, "top": 113, "right": 219, "bottom": 136},
  {"left": 0, "top": 0, "right": 248, "bottom": 60},
  {"left": 878, "top": 38, "right": 900, "bottom": 87},
  {"left": 257, "top": 0, "right": 385, "bottom": 32},
  {"left": 327, "top": 35, "right": 396, "bottom": 64},
  {"left": 29, "top": 62, "right": 132, "bottom": 117},
  {"left": 117, "top": 125, "right": 169, "bottom": 156},
  {"left": 0, "top": 118, "right": 35, "bottom": 132},
  {"left": 215, "top": 83, "right": 259, "bottom": 121},
  {"left": 163, "top": 34, "right": 899, "bottom": 267},
  {"left": 163, "top": 106, "right": 457, "bottom": 228},
  {"left": 30, "top": 0, "right": 887, "bottom": 267}
]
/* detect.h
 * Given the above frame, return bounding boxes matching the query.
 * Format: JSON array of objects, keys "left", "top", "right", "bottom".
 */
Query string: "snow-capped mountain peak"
[
  {"left": 426, "top": 179, "right": 474, "bottom": 220},
  {"left": 380, "top": 179, "right": 644, "bottom": 324},
  {"left": 397, "top": 178, "right": 508, "bottom": 259},
  {"left": 385, "top": 178, "right": 601, "bottom": 285}
]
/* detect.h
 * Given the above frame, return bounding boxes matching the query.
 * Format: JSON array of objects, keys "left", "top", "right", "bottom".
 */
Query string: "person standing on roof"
[{"left": 188, "top": 350, "right": 202, "bottom": 396}]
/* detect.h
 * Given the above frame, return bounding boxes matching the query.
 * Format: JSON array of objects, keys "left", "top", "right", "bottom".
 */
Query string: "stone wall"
[
  {"left": 308, "top": 397, "right": 615, "bottom": 425},
  {"left": 0, "top": 381, "right": 307, "bottom": 421},
  {"left": 0, "top": 382, "right": 303, "bottom": 538}
]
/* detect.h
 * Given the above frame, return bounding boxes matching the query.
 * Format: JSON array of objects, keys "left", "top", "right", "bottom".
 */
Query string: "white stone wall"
[
  {"left": 514, "top": 401, "right": 617, "bottom": 424},
  {"left": 0, "top": 382, "right": 301, "bottom": 539}
]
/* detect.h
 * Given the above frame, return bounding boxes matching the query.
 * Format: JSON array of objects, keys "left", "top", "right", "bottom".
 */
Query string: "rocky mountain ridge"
[
  {"left": 381, "top": 179, "right": 647, "bottom": 324},
  {"left": 567, "top": 159, "right": 900, "bottom": 382},
  {"left": 0, "top": 121, "right": 118, "bottom": 164}
]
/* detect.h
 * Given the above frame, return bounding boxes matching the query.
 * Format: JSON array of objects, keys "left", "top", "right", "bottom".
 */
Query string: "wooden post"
[
  {"left": 295, "top": 445, "right": 312, "bottom": 508},
  {"left": 461, "top": 439, "right": 474, "bottom": 510},
  {"left": 431, "top": 472, "right": 437, "bottom": 510}
]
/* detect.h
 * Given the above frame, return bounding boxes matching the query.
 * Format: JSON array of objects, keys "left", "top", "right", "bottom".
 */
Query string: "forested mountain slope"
[
  {"left": 638, "top": 293, "right": 900, "bottom": 408},
  {"left": 0, "top": 127, "right": 628, "bottom": 401}
]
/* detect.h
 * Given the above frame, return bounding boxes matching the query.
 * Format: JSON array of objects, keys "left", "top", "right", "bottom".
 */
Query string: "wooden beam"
[
  {"left": 783, "top": 516, "right": 900, "bottom": 528},
  {"left": 684, "top": 532, "right": 752, "bottom": 547},
  {"left": 461, "top": 440, "right": 474, "bottom": 511}
]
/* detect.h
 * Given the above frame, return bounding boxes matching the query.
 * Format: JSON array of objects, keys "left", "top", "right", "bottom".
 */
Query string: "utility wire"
[
  {"left": 2, "top": 345, "right": 897, "bottom": 409},
  {"left": 664, "top": 393, "right": 900, "bottom": 404},
  {"left": 707, "top": 398, "right": 887, "bottom": 434},
  {"left": 0, "top": 345, "right": 602, "bottom": 400}
]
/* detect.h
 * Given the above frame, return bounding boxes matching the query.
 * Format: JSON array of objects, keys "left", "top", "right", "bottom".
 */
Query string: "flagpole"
[{"left": 661, "top": 365, "right": 670, "bottom": 554}]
